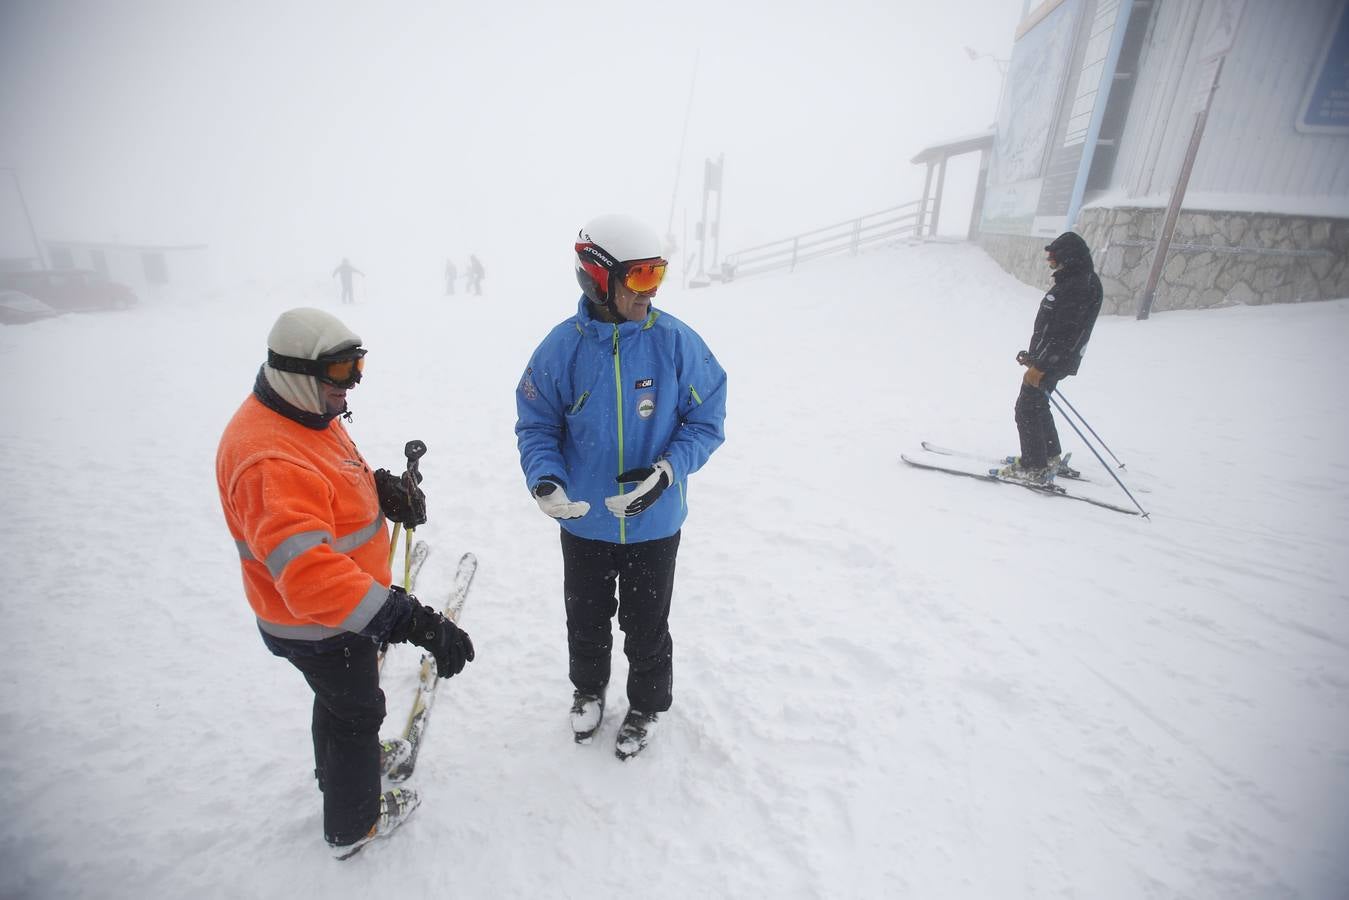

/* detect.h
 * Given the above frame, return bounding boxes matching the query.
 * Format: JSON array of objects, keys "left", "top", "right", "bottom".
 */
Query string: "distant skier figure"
[
  {"left": 466, "top": 254, "right": 485, "bottom": 295},
  {"left": 999, "top": 231, "right": 1103, "bottom": 484},
  {"left": 332, "top": 258, "right": 364, "bottom": 305},
  {"left": 444, "top": 258, "right": 457, "bottom": 296}
]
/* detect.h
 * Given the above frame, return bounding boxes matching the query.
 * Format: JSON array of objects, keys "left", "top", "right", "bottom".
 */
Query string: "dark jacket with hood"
[{"left": 1027, "top": 231, "right": 1103, "bottom": 379}]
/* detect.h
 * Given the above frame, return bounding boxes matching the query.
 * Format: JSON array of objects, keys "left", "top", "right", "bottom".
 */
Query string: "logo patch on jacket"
[
  {"left": 519, "top": 368, "right": 538, "bottom": 401},
  {"left": 634, "top": 378, "right": 653, "bottom": 389},
  {"left": 636, "top": 396, "right": 655, "bottom": 419}
]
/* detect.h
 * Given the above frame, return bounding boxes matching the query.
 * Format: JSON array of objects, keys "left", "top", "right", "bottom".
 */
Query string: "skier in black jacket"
[{"left": 999, "top": 231, "right": 1103, "bottom": 484}]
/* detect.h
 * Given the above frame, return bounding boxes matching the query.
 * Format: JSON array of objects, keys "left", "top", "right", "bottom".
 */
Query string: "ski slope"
[{"left": 1, "top": 240, "right": 1345, "bottom": 899}]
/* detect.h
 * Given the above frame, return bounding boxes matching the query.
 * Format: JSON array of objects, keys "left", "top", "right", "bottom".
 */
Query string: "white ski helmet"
[{"left": 574, "top": 213, "right": 666, "bottom": 305}]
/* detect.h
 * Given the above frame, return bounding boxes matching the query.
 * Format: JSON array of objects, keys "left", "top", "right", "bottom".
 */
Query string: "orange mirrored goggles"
[
  {"left": 268, "top": 347, "right": 367, "bottom": 388},
  {"left": 319, "top": 352, "right": 365, "bottom": 387},
  {"left": 621, "top": 259, "right": 667, "bottom": 294}
]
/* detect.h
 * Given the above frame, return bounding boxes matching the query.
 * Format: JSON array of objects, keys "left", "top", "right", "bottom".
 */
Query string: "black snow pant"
[
  {"left": 1015, "top": 379, "right": 1062, "bottom": 469},
  {"left": 560, "top": 529, "right": 680, "bottom": 714},
  {"left": 280, "top": 636, "right": 385, "bottom": 846}
]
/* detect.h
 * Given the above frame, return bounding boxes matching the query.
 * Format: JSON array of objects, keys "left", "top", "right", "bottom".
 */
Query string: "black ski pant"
[
  {"left": 282, "top": 637, "right": 385, "bottom": 846},
  {"left": 560, "top": 529, "right": 680, "bottom": 714},
  {"left": 1015, "top": 379, "right": 1062, "bottom": 469}
]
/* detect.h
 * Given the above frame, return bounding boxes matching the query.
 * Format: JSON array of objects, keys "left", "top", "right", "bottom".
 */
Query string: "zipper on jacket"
[
  {"left": 569, "top": 391, "right": 590, "bottom": 415},
  {"left": 611, "top": 325, "right": 627, "bottom": 544}
]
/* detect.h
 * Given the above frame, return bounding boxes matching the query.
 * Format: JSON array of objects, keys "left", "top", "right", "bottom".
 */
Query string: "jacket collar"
[
  {"left": 574, "top": 295, "right": 659, "bottom": 339},
  {"left": 252, "top": 365, "right": 340, "bottom": 430}
]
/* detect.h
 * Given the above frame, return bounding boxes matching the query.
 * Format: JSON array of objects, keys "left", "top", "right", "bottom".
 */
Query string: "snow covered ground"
[{"left": 2, "top": 240, "right": 1346, "bottom": 899}]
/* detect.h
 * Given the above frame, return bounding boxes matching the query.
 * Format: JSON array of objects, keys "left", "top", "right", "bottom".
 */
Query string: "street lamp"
[
  {"left": 964, "top": 46, "right": 1009, "bottom": 75},
  {"left": 964, "top": 46, "right": 1010, "bottom": 130}
]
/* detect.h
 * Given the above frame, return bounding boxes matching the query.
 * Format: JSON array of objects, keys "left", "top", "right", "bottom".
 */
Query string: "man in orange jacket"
[{"left": 216, "top": 307, "right": 474, "bottom": 859}]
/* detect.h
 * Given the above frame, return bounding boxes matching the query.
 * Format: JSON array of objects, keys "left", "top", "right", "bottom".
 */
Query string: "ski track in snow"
[{"left": 1, "top": 242, "right": 1346, "bottom": 899}]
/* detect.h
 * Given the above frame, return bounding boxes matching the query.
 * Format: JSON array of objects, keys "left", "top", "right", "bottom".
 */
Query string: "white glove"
[
  {"left": 532, "top": 480, "right": 590, "bottom": 519},
  {"left": 604, "top": 460, "right": 674, "bottom": 518}
]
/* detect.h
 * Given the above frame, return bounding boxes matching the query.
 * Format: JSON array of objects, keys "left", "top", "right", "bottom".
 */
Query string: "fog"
[{"left": 0, "top": 0, "right": 1022, "bottom": 296}]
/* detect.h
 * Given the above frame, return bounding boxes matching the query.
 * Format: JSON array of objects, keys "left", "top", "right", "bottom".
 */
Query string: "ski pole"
[
  {"left": 1052, "top": 388, "right": 1127, "bottom": 470},
  {"left": 385, "top": 440, "right": 428, "bottom": 582},
  {"left": 401, "top": 440, "right": 427, "bottom": 589},
  {"left": 1048, "top": 392, "right": 1149, "bottom": 519}
]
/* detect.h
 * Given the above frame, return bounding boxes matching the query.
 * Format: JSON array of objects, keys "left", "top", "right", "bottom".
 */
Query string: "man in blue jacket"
[{"left": 515, "top": 213, "right": 727, "bottom": 760}]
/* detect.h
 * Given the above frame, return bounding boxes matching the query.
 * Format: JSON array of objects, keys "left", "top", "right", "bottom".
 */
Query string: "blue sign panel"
[{"left": 1298, "top": 2, "right": 1349, "bottom": 133}]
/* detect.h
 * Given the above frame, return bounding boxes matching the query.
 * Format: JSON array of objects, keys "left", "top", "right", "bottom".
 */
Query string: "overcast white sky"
[{"left": 0, "top": 0, "right": 1024, "bottom": 290}]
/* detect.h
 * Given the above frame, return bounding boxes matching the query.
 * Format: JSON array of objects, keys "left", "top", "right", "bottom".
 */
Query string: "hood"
[
  {"left": 1045, "top": 231, "right": 1094, "bottom": 272},
  {"left": 262, "top": 307, "right": 362, "bottom": 414}
]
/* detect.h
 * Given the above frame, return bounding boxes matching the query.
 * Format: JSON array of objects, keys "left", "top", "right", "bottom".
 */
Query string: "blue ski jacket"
[{"left": 516, "top": 297, "right": 727, "bottom": 544}]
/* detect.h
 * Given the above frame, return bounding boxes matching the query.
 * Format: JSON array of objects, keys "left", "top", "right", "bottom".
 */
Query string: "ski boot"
[
  {"left": 570, "top": 690, "right": 606, "bottom": 744},
  {"left": 329, "top": 787, "right": 420, "bottom": 861},
  {"left": 996, "top": 459, "right": 1056, "bottom": 485},
  {"left": 614, "top": 709, "right": 659, "bottom": 760}
]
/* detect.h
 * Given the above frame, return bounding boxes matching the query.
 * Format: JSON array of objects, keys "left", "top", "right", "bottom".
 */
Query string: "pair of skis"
[
  {"left": 903, "top": 442, "right": 1145, "bottom": 517},
  {"left": 381, "top": 541, "right": 479, "bottom": 782}
]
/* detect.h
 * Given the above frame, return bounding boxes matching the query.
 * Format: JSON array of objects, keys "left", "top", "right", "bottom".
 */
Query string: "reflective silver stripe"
[
  {"left": 256, "top": 617, "right": 347, "bottom": 641},
  {"left": 332, "top": 515, "right": 384, "bottom": 554},
  {"left": 264, "top": 530, "right": 332, "bottom": 579},
  {"left": 234, "top": 515, "right": 384, "bottom": 570},
  {"left": 255, "top": 582, "right": 390, "bottom": 641},
  {"left": 339, "top": 582, "right": 392, "bottom": 634}
]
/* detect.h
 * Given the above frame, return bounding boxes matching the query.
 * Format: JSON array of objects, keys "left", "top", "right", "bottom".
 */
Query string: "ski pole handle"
[
  {"left": 404, "top": 439, "right": 427, "bottom": 473},
  {"left": 402, "top": 439, "right": 428, "bottom": 528},
  {"left": 388, "top": 441, "right": 427, "bottom": 569}
]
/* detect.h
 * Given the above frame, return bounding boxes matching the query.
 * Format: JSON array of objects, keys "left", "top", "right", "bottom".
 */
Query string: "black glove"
[
  {"left": 603, "top": 460, "right": 673, "bottom": 518},
  {"left": 389, "top": 597, "right": 474, "bottom": 678},
  {"left": 1016, "top": 350, "right": 1032, "bottom": 366},
  {"left": 375, "top": 468, "right": 427, "bottom": 528}
]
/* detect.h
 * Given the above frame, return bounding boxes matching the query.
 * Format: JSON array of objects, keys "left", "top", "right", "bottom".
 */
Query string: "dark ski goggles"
[{"left": 268, "top": 347, "right": 367, "bottom": 388}]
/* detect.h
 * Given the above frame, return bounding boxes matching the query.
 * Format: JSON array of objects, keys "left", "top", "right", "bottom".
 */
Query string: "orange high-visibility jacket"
[{"left": 217, "top": 394, "right": 392, "bottom": 641}]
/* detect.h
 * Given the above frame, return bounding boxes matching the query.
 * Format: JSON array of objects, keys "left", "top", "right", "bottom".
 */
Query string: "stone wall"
[{"left": 977, "top": 208, "right": 1349, "bottom": 315}]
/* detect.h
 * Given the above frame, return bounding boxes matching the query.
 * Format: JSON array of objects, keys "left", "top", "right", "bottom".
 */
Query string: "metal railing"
[{"left": 717, "top": 200, "right": 927, "bottom": 283}]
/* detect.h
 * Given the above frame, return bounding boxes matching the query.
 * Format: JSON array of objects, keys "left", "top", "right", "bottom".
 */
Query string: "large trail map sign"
[{"left": 981, "top": 0, "right": 1081, "bottom": 236}]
